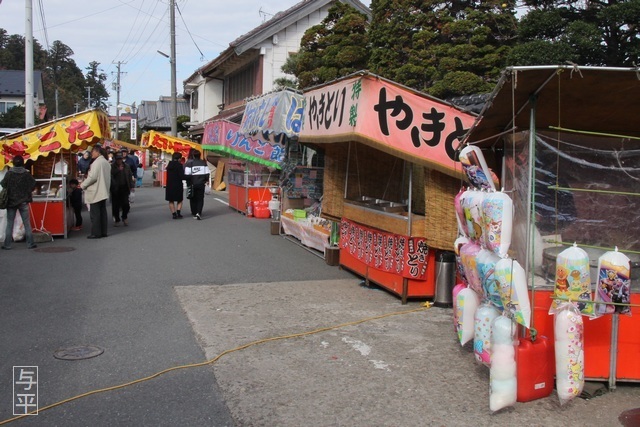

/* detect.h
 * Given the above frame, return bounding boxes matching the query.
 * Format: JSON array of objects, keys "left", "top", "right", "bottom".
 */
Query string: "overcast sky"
[{"left": 1, "top": 0, "right": 371, "bottom": 116}]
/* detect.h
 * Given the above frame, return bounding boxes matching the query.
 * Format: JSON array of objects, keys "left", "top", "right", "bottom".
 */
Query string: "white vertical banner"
[{"left": 130, "top": 119, "right": 137, "bottom": 140}]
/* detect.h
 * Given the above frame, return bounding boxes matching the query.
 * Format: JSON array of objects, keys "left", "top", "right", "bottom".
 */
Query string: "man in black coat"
[
  {"left": 1, "top": 155, "right": 37, "bottom": 249},
  {"left": 111, "top": 153, "right": 134, "bottom": 226}
]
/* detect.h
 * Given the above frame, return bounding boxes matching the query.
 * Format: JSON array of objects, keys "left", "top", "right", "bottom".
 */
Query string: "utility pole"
[
  {"left": 85, "top": 86, "right": 93, "bottom": 109},
  {"left": 169, "top": 0, "right": 177, "bottom": 137},
  {"left": 113, "top": 61, "right": 125, "bottom": 140},
  {"left": 25, "top": 0, "right": 34, "bottom": 127}
]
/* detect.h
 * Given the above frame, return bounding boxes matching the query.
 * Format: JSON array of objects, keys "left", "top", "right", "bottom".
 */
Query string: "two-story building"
[
  {"left": 182, "top": 0, "right": 370, "bottom": 141},
  {"left": 0, "top": 70, "right": 46, "bottom": 123}
]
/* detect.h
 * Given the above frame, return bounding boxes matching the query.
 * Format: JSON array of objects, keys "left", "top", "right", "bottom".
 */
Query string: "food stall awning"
[
  {"left": 0, "top": 109, "right": 109, "bottom": 169},
  {"left": 140, "top": 130, "right": 203, "bottom": 158},
  {"left": 299, "top": 72, "right": 477, "bottom": 178},
  {"left": 202, "top": 119, "right": 283, "bottom": 169},
  {"left": 239, "top": 89, "right": 304, "bottom": 146},
  {"left": 464, "top": 66, "right": 640, "bottom": 147},
  {"left": 106, "top": 139, "right": 142, "bottom": 152}
]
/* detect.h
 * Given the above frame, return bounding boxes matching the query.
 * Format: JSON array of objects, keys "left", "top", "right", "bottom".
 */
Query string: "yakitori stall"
[
  {"left": 201, "top": 119, "right": 281, "bottom": 216},
  {"left": 299, "top": 72, "right": 477, "bottom": 302},
  {"left": 455, "top": 66, "right": 640, "bottom": 409},
  {"left": 140, "top": 130, "right": 203, "bottom": 186},
  {"left": 0, "top": 109, "right": 110, "bottom": 237}
]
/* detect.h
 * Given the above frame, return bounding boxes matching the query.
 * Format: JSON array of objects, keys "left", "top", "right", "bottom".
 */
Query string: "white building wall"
[{"left": 258, "top": 4, "right": 331, "bottom": 92}]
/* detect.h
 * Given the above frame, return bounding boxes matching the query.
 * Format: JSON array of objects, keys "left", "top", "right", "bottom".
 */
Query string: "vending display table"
[
  {"left": 280, "top": 213, "right": 329, "bottom": 253},
  {"left": 227, "top": 169, "right": 274, "bottom": 215},
  {"left": 30, "top": 177, "right": 71, "bottom": 237}
]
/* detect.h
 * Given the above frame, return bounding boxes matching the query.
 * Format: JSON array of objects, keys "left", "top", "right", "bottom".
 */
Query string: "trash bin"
[{"left": 434, "top": 250, "right": 457, "bottom": 307}]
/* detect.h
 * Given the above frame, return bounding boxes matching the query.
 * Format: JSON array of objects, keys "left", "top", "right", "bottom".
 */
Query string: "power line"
[{"left": 176, "top": 2, "right": 206, "bottom": 61}]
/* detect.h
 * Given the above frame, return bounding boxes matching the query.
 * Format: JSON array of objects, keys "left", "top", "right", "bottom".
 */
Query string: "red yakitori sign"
[{"left": 340, "top": 218, "right": 429, "bottom": 280}]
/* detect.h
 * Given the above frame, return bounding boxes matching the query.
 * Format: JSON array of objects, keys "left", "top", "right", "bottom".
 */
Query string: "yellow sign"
[
  {"left": 0, "top": 110, "right": 109, "bottom": 169},
  {"left": 141, "top": 131, "right": 202, "bottom": 157}
]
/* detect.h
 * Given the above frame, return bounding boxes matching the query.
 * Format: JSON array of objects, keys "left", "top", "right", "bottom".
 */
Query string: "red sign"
[{"left": 340, "top": 218, "right": 429, "bottom": 280}]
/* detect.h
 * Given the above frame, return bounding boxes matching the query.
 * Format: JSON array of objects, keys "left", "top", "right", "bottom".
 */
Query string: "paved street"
[
  {"left": 0, "top": 180, "right": 352, "bottom": 426},
  {"left": 1, "top": 179, "right": 639, "bottom": 426}
]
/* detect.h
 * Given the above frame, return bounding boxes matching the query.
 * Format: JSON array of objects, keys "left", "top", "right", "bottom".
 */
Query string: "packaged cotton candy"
[
  {"left": 459, "top": 145, "right": 496, "bottom": 191},
  {"left": 489, "top": 315, "right": 517, "bottom": 412},
  {"left": 459, "top": 242, "right": 483, "bottom": 294},
  {"left": 474, "top": 302, "right": 501, "bottom": 366},
  {"left": 553, "top": 301, "right": 584, "bottom": 405},
  {"left": 452, "top": 283, "right": 467, "bottom": 333},
  {"left": 595, "top": 247, "right": 631, "bottom": 315},
  {"left": 461, "top": 189, "right": 485, "bottom": 243},
  {"left": 454, "top": 236, "right": 471, "bottom": 286},
  {"left": 454, "top": 188, "right": 468, "bottom": 237},
  {"left": 456, "top": 287, "right": 480, "bottom": 346},
  {"left": 476, "top": 249, "right": 503, "bottom": 309},
  {"left": 482, "top": 190, "right": 513, "bottom": 258},
  {"left": 495, "top": 258, "right": 531, "bottom": 329},
  {"left": 550, "top": 243, "right": 595, "bottom": 317}
]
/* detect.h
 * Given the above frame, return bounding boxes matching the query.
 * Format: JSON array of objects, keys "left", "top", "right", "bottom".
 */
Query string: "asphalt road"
[{"left": 0, "top": 180, "right": 354, "bottom": 426}]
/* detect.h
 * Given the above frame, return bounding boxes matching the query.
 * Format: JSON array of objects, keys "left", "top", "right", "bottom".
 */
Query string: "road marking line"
[{"left": 214, "top": 198, "right": 229, "bottom": 206}]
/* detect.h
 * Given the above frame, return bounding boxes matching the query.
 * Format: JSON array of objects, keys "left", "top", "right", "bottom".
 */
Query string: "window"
[
  {"left": 0, "top": 102, "right": 18, "bottom": 114},
  {"left": 226, "top": 60, "right": 258, "bottom": 105},
  {"left": 191, "top": 91, "right": 198, "bottom": 109}
]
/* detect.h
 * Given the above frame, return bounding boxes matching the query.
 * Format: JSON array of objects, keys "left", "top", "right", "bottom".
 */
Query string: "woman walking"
[
  {"left": 1, "top": 155, "right": 37, "bottom": 249},
  {"left": 165, "top": 152, "right": 185, "bottom": 219}
]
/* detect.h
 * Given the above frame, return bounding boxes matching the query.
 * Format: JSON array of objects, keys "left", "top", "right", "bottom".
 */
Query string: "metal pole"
[
  {"left": 25, "top": 0, "right": 35, "bottom": 127},
  {"left": 525, "top": 95, "right": 537, "bottom": 334},
  {"left": 169, "top": 0, "right": 177, "bottom": 137},
  {"left": 115, "top": 62, "right": 121, "bottom": 140}
]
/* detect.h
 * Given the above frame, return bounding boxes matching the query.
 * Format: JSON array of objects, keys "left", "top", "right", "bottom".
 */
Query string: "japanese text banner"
[
  {"left": 340, "top": 217, "right": 429, "bottom": 280},
  {"left": 239, "top": 90, "right": 304, "bottom": 145},
  {"left": 202, "top": 120, "right": 283, "bottom": 169},
  {"left": 301, "top": 75, "right": 476, "bottom": 176},
  {"left": 141, "top": 131, "right": 202, "bottom": 159},
  {"left": 0, "top": 110, "right": 109, "bottom": 169}
]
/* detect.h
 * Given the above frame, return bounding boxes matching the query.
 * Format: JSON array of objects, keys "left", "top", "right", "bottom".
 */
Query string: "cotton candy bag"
[
  {"left": 474, "top": 302, "right": 501, "bottom": 366},
  {"left": 489, "top": 315, "right": 517, "bottom": 412},
  {"left": 553, "top": 301, "right": 584, "bottom": 405},
  {"left": 459, "top": 242, "right": 483, "bottom": 294},
  {"left": 456, "top": 287, "right": 480, "bottom": 346},
  {"left": 595, "top": 247, "right": 631, "bottom": 315},
  {"left": 495, "top": 258, "right": 531, "bottom": 329},
  {"left": 550, "top": 243, "right": 595, "bottom": 317},
  {"left": 482, "top": 190, "right": 513, "bottom": 258},
  {"left": 476, "top": 249, "right": 503, "bottom": 309}
]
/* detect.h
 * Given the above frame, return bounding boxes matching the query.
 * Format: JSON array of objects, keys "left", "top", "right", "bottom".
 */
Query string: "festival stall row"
[
  {"left": 0, "top": 110, "right": 110, "bottom": 237},
  {"left": 451, "top": 66, "right": 640, "bottom": 411},
  {"left": 298, "top": 72, "right": 477, "bottom": 302},
  {"left": 140, "top": 130, "right": 203, "bottom": 186}
]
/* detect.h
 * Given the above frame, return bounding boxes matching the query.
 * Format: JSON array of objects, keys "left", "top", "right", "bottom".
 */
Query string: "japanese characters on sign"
[
  {"left": 202, "top": 120, "right": 284, "bottom": 168},
  {"left": 13, "top": 366, "right": 38, "bottom": 416},
  {"left": 141, "top": 131, "right": 202, "bottom": 159},
  {"left": 239, "top": 90, "right": 304, "bottom": 145},
  {"left": 0, "top": 110, "right": 109, "bottom": 169},
  {"left": 301, "top": 75, "right": 476, "bottom": 176},
  {"left": 339, "top": 218, "right": 429, "bottom": 280}
]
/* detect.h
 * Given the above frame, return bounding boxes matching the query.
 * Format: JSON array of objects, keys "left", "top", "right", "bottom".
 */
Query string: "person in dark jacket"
[
  {"left": 68, "top": 178, "right": 84, "bottom": 230},
  {"left": 77, "top": 151, "right": 91, "bottom": 175},
  {"left": 165, "top": 152, "right": 185, "bottom": 219},
  {"left": 184, "top": 150, "right": 209, "bottom": 220},
  {"left": 110, "top": 153, "right": 133, "bottom": 226},
  {"left": 1, "top": 155, "right": 37, "bottom": 249},
  {"left": 122, "top": 148, "right": 138, "bottom": 184}
]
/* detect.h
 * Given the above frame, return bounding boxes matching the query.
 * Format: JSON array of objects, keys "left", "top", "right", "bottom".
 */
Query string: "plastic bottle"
[{"left": 246, "top": 198, "right": 254, "bottom": 217}]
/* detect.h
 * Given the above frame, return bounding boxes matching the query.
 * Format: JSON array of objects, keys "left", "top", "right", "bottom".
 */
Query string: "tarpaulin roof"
[
  {"left": 0, "top": 109, "right": 109, "bottom": 169},
  {"left": 464, "top": 66, "right": 640, "bottom": 147},
  {"left": 202, "top": 119, "right": 282, "bottom": 169},
  {"left": 141, "top": 130, "right": 203, "bottom": 158},
  {"left": 105, "top": 139, "right": 143, "bottom": 152}
]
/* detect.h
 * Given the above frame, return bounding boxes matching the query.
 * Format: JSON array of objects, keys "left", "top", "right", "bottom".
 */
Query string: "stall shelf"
[
  {"left": 227, "top": 167, "right": 275, "bottom": 215},
  {"left": 30, "top": 177, "right": 72, "bottom": 237}
]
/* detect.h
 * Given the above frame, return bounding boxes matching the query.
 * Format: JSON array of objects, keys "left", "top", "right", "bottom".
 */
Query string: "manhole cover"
[
  {"left": 619, "top": 408, "right": 640, "bottom": 427},
  {"left": 34, "top": 246, "right": 76, "bottom": 253},
  {"left": 53, "top": 345, "right": 104, "bottom": 360}
]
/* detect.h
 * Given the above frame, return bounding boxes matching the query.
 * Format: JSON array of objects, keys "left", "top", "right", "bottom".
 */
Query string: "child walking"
[{"left": 68, "top": 178, "right": 83, "bottom": 230}]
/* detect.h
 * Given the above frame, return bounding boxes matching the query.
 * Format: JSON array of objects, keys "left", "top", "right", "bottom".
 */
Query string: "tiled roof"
[
  {"left": 0, "top": 70, "right": 43, "bottom": 97},
  {"left": 447, "top": 93, "right": 490, "bottom": 115},
  {"left": 137, "top": 96, "right": 190, "bottom": 130}
]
